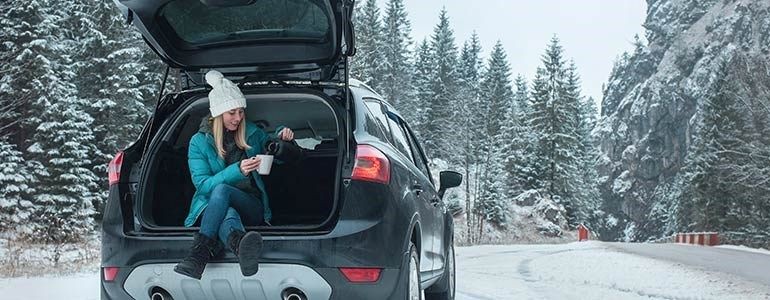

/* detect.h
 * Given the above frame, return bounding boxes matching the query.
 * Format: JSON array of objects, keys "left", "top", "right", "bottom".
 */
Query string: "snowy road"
[
  {"left": 608, "top": 242, "right": 770, "bottom": 287},
  {"left": 2, "top": 241, "right": 770, "bottom": 299},
  {"left": 455, "top": 241, "right": 770, "bottom": 300}
]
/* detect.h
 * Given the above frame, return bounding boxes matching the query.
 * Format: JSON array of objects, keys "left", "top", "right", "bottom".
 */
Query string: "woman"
[{"left": 174, "top": 70, "right": 294, "bottom": 280}]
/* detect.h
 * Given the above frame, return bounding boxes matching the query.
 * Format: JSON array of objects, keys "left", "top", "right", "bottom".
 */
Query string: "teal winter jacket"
[{"left": 183, "top": 118, "right": 283, "bottom": 227}]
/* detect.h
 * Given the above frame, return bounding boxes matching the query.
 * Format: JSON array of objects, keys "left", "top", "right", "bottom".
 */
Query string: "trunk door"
[{"left": 114, "top": 0, "right": 354, "bottom": 82}]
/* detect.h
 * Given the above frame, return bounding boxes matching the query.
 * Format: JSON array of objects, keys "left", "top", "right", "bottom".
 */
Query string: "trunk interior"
[{"left": 137, "top": 91, "right": 342, "bottom": 231}]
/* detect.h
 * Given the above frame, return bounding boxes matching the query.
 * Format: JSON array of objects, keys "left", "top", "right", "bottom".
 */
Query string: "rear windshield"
[{"left": 159, "top": 0, "right": 332, "bottom": 45}]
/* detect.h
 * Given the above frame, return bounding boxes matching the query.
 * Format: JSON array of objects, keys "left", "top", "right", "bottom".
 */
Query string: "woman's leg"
[
  {"left": 200, "top": 184, "right": 265, "bottom": 276},
  {"left": 199, "top": 184, "right": 263, "bottom": 240}
]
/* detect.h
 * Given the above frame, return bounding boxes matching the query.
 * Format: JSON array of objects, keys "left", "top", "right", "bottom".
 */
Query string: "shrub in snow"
[
  {"left": 537, "top": 222, "right": 563, "bottom": 237},
  {"left": 515, "top": 189, "right": 540, "bottom": 206},
  {"left": 534, "top": 196, "right": 568, "bottom": 228}
]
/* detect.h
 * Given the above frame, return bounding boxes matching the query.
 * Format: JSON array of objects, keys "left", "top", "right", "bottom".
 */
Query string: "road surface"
[
  {"left": 454, "top": 241, "right": 770, "bottom": 300},
  {"left": 2, "top": 241, "right": 770, "bottom": 299}
]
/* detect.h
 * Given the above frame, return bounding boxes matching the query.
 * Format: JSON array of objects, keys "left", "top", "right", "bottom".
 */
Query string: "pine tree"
[
  {"left": 381, "top": 0, "right": 413, "bottom": 108},
  {"left": 474, "top": 41, "right": 513, "bottom": 229},
  {"left": 350, "top": 0, "right": 385, "bottom": 91},
  {"left": 480, "top": 41, "right": 513, "bottom": 142},
  {"left": 457, "top": 33, "right": 484, "bottom": 242},
  {"left": 682, "top": 58, "right": 766, "bottom": 234},
  {"left": 27, "top": 94, "right": 100, "bottom": 243},
  {"left": 52, "top": 0, "right": 158, "bottom": 220},
  {"left": 424, "top": 8, "right": 460, "bottom": 162},
  {"left": 0, "top": 139, "right": 35, "bottom": 233},
  {"left": 574, "top": 94, "right": 603, "bottom": 228},
  {"left": 0, "top": 0, "right": 59, "bottom": 147},
  {"left": 409, "top": 38, "right": 434, "bottom": 135},
  {"left": 506, "top": 75, "right": 538, "bottom": 193},
  {"left": 17, "top": 1, "right": 100, "bottom": 242},
  {"left": 528, "top": 37, "right": 582, "bottom": 227}
]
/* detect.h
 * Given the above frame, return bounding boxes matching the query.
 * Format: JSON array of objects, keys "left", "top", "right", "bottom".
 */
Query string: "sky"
[{"left": 381, "top": 0, "right": 648, "bottom": 109}]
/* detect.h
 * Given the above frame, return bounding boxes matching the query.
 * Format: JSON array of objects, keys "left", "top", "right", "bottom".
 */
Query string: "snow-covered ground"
[
  {"left": 2, "top": 241, "right": 770, "bottom": 300},
  {"left": 456, "top": 241, "right": 770, "bottom": 300},
  {"left": 0, "top": 272, "right": 99, "bottom": 300}
]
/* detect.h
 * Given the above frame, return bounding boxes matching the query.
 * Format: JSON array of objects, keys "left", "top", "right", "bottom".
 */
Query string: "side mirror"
[{"left": 438, "top": 171, "right": 462, "bottom": 199}]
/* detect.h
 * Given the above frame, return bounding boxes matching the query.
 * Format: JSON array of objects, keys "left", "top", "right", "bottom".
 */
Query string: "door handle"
[{"left": 412, "top": 184, "right": 423, "bottom": 196}]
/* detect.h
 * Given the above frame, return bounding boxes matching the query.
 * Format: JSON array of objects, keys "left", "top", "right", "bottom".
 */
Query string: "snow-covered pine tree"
[
  {"left": 409, "top": 38, "right": 434, "bottom": 136},
  {"left": 457, "top": 33, "right": 484, "bottom": 242},
  {"left": 528, "top": 37, "right": 582, "bottom": 228},
  {"left": 475, "top": 41, "right": 513, "bottom": 229},
  {"left": 682, "top": 56, "right": 770, "bottom": 234},
  {"left": 58, "top": 0, "right": 166, "bottom": 220},
  {"left": 20, "top": 8, "right": 100, "bottom": 242},
  {"left": 350, "top": 0, "right": 385, "bottom": 91},
  {"left": 0, "top": 1, "right": 26, "bottom": 136},
  {"left": 0, "top": 139, "right": 35, "bottom": 234},
  {"left": 573, "top": 93, "right": 604, "bottom": 229},
  {"left": 506, "top": 75, "right": 539, "bottom": 194},
  {"left": 559, "top": 61, "right": 587, "bottom": 227},
  {"left": 0, "top": 0, "right": 59, "bottom": 147},
  {"left": 381, "top": 0, "right": 413, "bottom": 108},
  {"left": 27, "top": 93, "right": 100, "bottom": 243},
  {"left": 424, "top": 8, "right": 460, "bottom": 163}
]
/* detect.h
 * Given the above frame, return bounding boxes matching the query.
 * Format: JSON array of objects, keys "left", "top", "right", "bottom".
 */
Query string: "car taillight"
[
  {"left": 351, "top": 145, "right": 390, "bottom": 184},
  {"left": 339, "top": 267, "right": 382, "bottom": 283},
  {"left": 103, "top": 267, "right": 119, "bottom": 282},
  {"left": 108, "top": 152, "right": 124, "bottom": 186}
]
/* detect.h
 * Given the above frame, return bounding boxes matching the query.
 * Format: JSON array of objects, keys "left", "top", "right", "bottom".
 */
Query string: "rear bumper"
[{"left": 101, "top": 263, "right": 407, "bottom": 300}]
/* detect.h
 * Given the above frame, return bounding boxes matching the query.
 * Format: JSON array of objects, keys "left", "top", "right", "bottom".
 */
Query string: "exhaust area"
[
  {"left": 281, "top": 287, "right": 307, "bottom": 300},
  {"left": 150, "top": 287, "right": 173, "bottom": 300}
]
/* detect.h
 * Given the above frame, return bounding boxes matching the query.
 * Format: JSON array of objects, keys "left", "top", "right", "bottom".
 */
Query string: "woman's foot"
[
  {"left": 228, "top": 230, "right": 263, "bottom": 276},
  {"left": 174, "top": 233, "right": 222, "bottom": 279}
]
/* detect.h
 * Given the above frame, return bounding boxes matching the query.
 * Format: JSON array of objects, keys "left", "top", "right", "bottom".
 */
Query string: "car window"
[
  {"left": 363, "top": 100, "right": 393, "bottom": 143},
  {"left": 361, "top": 106, "right": 389, "bottom": 142},
  {"left": 385, "top": 111, "right": 414, "bottom": 163},
  {"left": 402, "top": 122, "right": 433, "bottom": 185},
  {"left": 160, "top": 0, "right": 331, "bottom": 45}
]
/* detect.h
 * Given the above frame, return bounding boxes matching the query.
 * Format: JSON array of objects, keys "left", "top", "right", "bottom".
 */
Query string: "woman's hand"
[
  {"left": 240, "top": 156, "right": 261, "bottom": 176},
  {"left": 278, "top": 128, "right": 294, "bottom": 141}
]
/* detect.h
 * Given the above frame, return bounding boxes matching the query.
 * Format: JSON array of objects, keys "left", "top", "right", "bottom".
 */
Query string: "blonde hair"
[{"left": 211, "top": 115, "right": 251, "bottom": 159}]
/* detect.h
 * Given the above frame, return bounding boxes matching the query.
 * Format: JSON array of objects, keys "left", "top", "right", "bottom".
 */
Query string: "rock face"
[{"left": 596, "top": 0, "right": 770, "bottom": 240}]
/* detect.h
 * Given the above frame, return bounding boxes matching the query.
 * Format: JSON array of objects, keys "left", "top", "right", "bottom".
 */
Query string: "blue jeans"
[{"left": 199, "top": 184, "right": 264, "bottom": 245}]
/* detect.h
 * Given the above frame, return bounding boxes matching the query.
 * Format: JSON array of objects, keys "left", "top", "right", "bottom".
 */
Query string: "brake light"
[
  {"left": 351, "top": 145, "right": 390, "bottom": 184},
  {"left": 103, "top": 267, "right": 119, "bottom": 282},
  {"left": 108, "top": 152, "right": 124, "bottom": 186},
  {"left": 339, "top": 267, "right": 382, "bottom": 283}
]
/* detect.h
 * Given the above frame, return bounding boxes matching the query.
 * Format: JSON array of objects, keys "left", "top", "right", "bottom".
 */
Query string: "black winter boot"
[
  {"left": 227, "top": 230, "right": 263, "bottom": 276},
  {"left": 174, "top": 233, "right": 222, "bottom": 279}
]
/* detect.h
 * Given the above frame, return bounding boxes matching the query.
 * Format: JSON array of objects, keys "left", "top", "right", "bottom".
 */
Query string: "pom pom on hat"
[
  {"left": 205, "top": 70, "right": 225, "bottom": 88},
  {"left": 205, "top": 70, "right": 246, "bottom": 117}
]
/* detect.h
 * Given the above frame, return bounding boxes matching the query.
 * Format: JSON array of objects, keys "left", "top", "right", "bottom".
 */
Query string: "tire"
[
  {"left": 407, "top": 242, "right": 422, "bottom": 300},
  {"left": 425, "top": 241, "right": 455, "bottom": 300}
]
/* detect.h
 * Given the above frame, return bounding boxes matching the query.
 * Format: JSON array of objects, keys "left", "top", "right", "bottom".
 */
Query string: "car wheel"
[
  {"left": 425, "top": 241, "right": 455, "bottom": 300},
  {"left": 408, "top": 242, "right": 422, "bottom": 300}
]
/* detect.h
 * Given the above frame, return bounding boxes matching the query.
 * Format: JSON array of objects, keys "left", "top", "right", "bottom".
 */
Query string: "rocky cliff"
[{"left": 596, "top": 0, "right": 770, "bottom": 240}]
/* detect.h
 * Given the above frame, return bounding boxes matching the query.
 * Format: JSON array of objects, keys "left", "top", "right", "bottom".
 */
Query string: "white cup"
[{"left": 256, "top": 154, "right": 274, "bottom": 175}]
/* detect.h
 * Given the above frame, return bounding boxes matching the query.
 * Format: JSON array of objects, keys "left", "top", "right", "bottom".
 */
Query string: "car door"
[
  {"left": 400, "top": 120, "right": 446, "bottom": 272},
  {"left": 382, "top": 108, "right": 442, "bottom": 273}
]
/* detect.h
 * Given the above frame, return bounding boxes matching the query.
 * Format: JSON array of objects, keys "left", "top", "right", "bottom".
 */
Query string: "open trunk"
[{"left": 136, "top": 90, "right": 343, "bottom": 232}]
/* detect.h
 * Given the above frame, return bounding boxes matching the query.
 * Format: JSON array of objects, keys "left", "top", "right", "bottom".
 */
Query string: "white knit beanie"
[{"left": 205, "top": 70, "right": 247, "bottom": 117}]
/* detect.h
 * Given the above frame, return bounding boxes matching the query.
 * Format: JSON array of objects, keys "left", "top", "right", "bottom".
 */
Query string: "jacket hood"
[{"left": 199, "top": 116, "right": 213, "bottom": 134}]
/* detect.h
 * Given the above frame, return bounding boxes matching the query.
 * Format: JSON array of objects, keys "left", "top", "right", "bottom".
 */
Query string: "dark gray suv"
[{"left": 101, "top": 0, "right": 460, "bottom": 299}]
